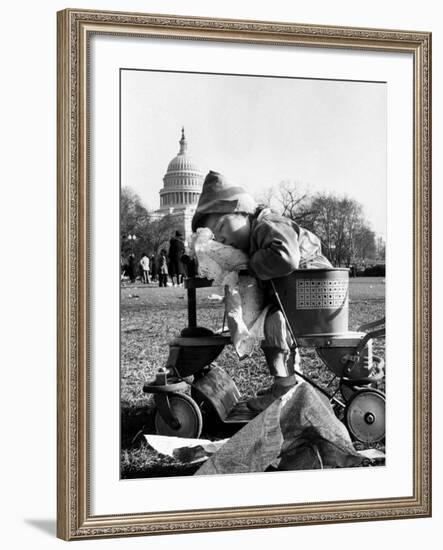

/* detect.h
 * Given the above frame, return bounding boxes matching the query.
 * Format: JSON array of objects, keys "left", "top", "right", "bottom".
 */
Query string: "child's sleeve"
[{"left": 248, "top": 220, "right": 300, "bottom": 280}]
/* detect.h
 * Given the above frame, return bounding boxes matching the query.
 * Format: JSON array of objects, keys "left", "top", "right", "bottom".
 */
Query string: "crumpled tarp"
[{"left": 195, "top": 382, "right": 364, "bottom": 475}]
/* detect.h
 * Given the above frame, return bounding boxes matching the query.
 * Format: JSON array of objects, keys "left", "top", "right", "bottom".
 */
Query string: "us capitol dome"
[{"left": 153, "top": 128, "right": 204, "bottom": 242}]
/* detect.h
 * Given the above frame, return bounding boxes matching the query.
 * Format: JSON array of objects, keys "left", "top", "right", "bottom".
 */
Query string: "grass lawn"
[{"left": 120, "top": 277, "right": 385, "bottom": 478}]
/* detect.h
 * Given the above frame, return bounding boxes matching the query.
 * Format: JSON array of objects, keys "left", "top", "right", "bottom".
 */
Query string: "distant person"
[
  {"left": 150, "top": 254, "right": 157, "bottom": 282},
  {"left": 158, "top": 249, "right": 169, "bottom": 288},
  {"left": 127, "top": 253, "right": 137, "bottom": 283},
  {"left": 168, "top": 230, "right": 186, "bottom": 286},
  {"left": 140, "top": 253, "right": 151, "bottom": 284}
]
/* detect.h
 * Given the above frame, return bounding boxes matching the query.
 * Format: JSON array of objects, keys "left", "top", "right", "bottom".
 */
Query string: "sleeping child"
[{"left": 192, "top": 170, "right": 332, "bottom": 412}]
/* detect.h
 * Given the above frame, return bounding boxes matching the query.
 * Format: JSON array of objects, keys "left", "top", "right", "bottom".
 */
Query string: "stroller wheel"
[
  {"left": 154, "top": 393, "right": 203, "bottom": 439},
  {"left": 345, "top": 389, "right": 385, "bottom": 444}
]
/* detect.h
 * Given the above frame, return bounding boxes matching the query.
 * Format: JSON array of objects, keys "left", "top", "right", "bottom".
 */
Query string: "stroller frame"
[{"left": 143, "top": 269, "right": 385, "bottom": 445}]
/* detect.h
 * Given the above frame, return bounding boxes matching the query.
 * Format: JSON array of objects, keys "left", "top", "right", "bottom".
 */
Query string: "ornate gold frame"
[{"left": 57, "top": 8, "right": 432, "bottom": 540}]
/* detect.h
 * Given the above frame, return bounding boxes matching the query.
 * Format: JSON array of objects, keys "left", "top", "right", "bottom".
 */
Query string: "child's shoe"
[{"left": 247, "top": 377, "right": 297, "bottom": 412}]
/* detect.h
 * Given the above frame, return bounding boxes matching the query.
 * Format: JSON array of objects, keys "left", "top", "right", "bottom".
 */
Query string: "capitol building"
[{"left": 152, "top": 128, "right": 204, "bottom": 243}]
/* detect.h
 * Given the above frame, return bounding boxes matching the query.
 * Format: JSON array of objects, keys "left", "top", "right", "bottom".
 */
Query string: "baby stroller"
[{"left": 143, "top": 263, "right": 385, "bottom": 445}]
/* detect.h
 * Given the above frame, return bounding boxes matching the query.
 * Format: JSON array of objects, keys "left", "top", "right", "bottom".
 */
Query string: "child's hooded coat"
[{"left": 192, "top": 171, "right": 332, "bottom": 281}]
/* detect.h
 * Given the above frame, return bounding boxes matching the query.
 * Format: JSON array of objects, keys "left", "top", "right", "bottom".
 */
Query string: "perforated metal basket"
[{"left": 272, "top": 268, "right": 349, "bottom": 336}]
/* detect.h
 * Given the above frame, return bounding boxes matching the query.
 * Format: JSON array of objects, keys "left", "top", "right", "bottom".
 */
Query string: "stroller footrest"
[
  {"left": 143, "top": 380, "right": 188, "bottom": 394},
  {"left": 192, "top": 365, "right": 241, "bottom": 421}
]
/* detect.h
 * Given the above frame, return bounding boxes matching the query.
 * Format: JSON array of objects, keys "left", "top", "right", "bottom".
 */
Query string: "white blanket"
[{"left": 191, "top": 228, "right": 269, "bottom": 359}]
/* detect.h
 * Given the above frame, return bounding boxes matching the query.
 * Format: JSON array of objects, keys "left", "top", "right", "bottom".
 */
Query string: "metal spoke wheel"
[
  {"left": 154, "top": 393, "right": 203, "bottom": 439},
  {"left": 345, "top": 389, "right": 385, "bottom": 444}
]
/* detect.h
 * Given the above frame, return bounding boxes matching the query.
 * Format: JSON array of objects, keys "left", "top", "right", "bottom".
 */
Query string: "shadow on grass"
[
  {"left": 120, "top": 398, "right": 246, "bottom": 479},
  {"left": 121, "top": 400, "right": 155, "bottom": 449},
  {"left": 121, "top": 400, "right": 203, "bottom": 478}
]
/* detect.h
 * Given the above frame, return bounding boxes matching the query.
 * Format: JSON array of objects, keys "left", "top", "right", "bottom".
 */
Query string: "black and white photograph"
[
  {"left": 120, "top": 69, "right": 387, "bottom": 479},
  {"left": 1, "top": 0, "right": 438, "bottom": 544}
]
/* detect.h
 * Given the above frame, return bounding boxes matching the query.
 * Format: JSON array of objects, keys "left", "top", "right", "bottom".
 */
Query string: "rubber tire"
[
  {"left": 154, "top": 393, "right": 203, "bottom": 439},
  {"left": 345, "top": 389, "right": 385, "bottom": 444}
]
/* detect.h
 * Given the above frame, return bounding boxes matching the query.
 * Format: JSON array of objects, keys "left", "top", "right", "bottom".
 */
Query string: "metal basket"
[{"left": 273, "top": 268, "right": 349, "bottom": 336}]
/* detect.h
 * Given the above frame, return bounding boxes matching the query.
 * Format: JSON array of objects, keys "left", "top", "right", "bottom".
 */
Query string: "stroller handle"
[
  {"left": 358, "top": 317, "right": 385, "bottom": 332},
  {"left": 355, "top": 326, "right": 385, "bottom": 355}
]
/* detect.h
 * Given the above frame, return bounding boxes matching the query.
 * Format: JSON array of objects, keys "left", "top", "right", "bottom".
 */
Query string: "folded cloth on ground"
[
  {"left": 145, "top": 434, "right": 229, "bottom": 464},
  {"left": 191, "top": 228, "right": 269, "bottom": 358},
  {"left": 195, "top": 382, "right": 364, "bottom": 475}
]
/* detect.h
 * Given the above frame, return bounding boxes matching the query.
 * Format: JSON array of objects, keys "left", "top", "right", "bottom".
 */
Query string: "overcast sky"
[{"left": 121, "top": 69, "right": 386, "bottom": 237}]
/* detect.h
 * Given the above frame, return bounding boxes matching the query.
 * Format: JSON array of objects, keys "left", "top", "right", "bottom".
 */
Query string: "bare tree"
[
  {"left": 375, "top": 235, "right": 386, "bottom": 261},
  {"left": 275, "top": 180, "right": 312, "bottom": 223},
  {"left": 354, "top": 225, "right": 377, "bottom": 262},
  {"left": 304, "top": 194, "right": 337, "bottom": 261},
  {"left": 255, "top": 180, "right": 313, "bottom": 225},
  {"left": 307, "top": 193, "right": 376, "bottom": 266},
  {"left": 121, "top": 187, "right": 149, "bottom": 236},
  {"left": 120, "top": 187, "right": 177, "bottom": 260},
  {"left": 120, "top": 187, "right": 150, "bottom": 259},
  {"left": 256, "top": 182, "right": 377, "bottom": 267},
  {"left": 145, "top": 214, "right": 177, "bottom": 256}
]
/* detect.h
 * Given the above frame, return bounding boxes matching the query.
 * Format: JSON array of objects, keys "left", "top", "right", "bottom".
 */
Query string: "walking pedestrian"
[
  {"left": 140, "top": 253, "right": 151, "bottom": 284},
  {"left": 158, "top": 249, "right": 169, "bottom": 287},
  {"left": 168, "top": 230, "right": 186, "bottom": 286},
  {"left": 127, "top": 253, "right": 137, "bottom": 283},
  {"left": 150, "top": 254, "right": 157, "bottom": 282}
]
